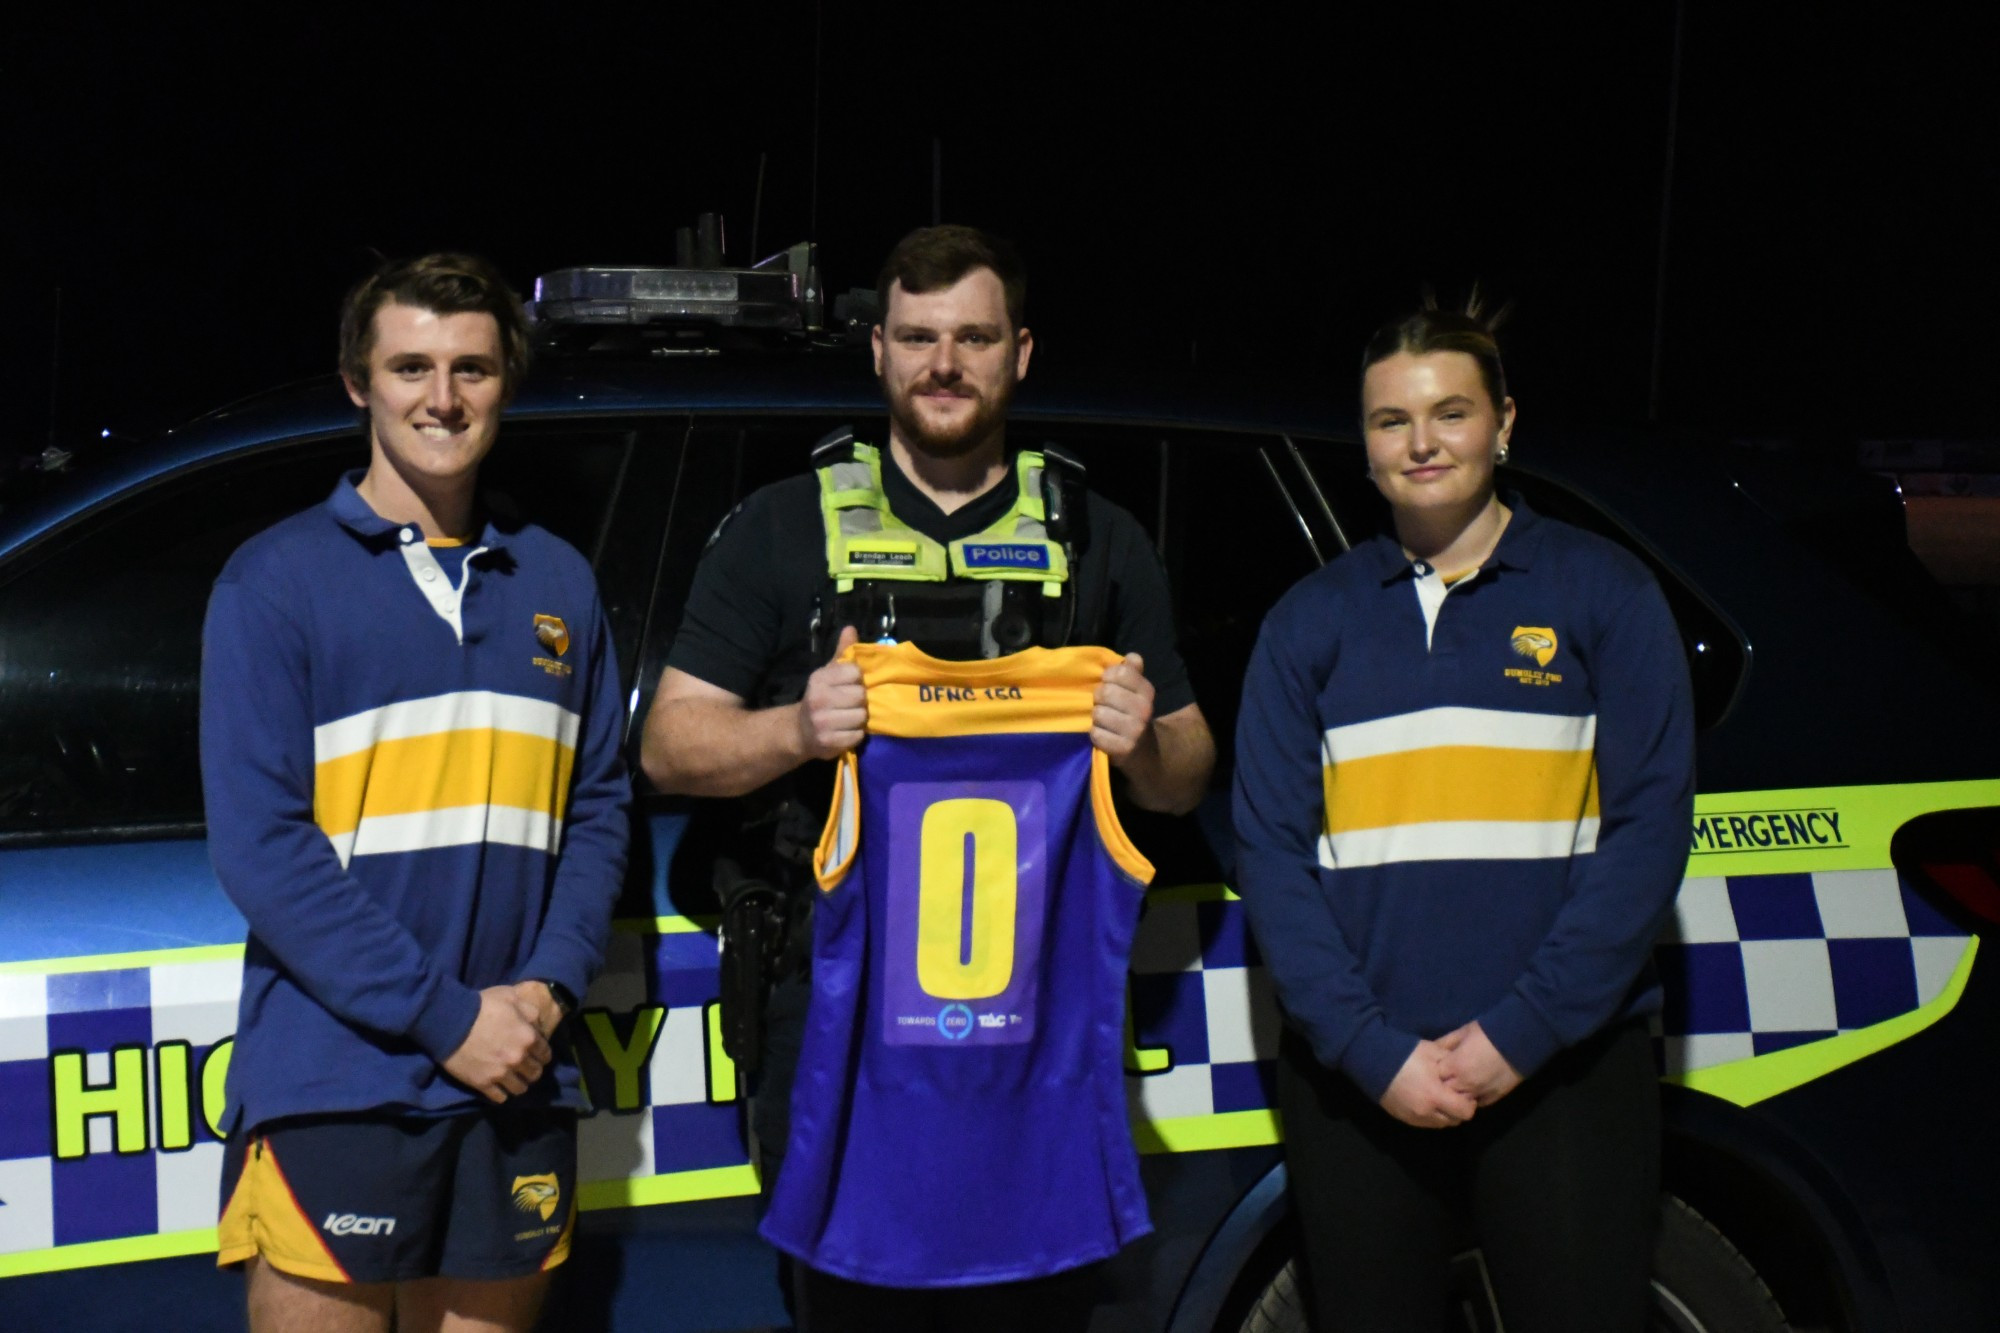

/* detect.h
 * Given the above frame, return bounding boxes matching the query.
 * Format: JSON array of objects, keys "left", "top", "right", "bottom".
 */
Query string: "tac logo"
[
  {"left": 323, "top": 1212, "right": 396, "bottom": 1237},
  {"left": 937, "top": 1003, "right": 975, "bottom": 1041},
  {"left": 511, "top": 1174, "right": 562, "bottom": 1221},
  {"left": 1510, "top": 626, "right": 1558, "bottom": 666},
  {"left": 533, "top": 613, "right": 570, "bottom": 656}
]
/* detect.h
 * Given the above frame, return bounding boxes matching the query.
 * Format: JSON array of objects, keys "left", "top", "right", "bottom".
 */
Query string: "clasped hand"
[
  {"left": 1378, "top": 1022, "right": 1523, "bottom": 1129},
  {"left": 442, "top": 982, "right": 562, "bottom": 1104}
]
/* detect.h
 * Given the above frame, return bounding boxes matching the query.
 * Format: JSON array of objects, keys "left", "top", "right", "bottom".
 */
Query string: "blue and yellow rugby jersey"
[
  {"left": 199, "top": 475, "right": 630, "bottom": 1130},
  {"left": 1233, "top": 501, "right": 1694, "bottom": 1102},
  {"left": 761, "top": 642, "right": 1156, "bottom": 1287}
]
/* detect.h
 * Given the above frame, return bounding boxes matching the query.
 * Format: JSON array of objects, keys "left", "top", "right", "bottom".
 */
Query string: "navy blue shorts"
[{"left": 217, "top": 1109, "right": 577, "bottom": 1284}]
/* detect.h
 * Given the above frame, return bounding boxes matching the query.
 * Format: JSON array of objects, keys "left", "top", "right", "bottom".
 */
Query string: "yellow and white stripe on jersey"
[
  {"left": 1318, "top": 705, "right": 1600, "bottom": 869},
  {"left": 312, "top": 690, "right": 581, "bottom": 867}
]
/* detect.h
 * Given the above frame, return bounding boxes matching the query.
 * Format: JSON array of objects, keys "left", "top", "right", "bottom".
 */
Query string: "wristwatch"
[{"left": 534, "top": 979, "right": 579, "bottom": 1022}]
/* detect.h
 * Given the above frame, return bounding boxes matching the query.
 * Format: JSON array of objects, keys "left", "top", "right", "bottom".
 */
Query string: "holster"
[
  {"left": 716, "top": 858, "right": 787, "bottom": 1075},
  {"left": 714, "top": 797, "right": 824, "bottom": 1075}
]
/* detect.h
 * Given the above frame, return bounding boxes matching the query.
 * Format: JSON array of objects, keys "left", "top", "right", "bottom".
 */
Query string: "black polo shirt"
[{"left": 666, "top": 445, "right": 1195, "bottom": 716}]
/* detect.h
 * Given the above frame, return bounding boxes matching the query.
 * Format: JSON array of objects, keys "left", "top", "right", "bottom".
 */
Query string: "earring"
[{"left": 1495, "top": 444, "right": 1510, "bottom": 465}]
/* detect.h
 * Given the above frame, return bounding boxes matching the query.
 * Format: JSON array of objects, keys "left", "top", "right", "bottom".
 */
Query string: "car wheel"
[
  {"left": 1231, "top": 1196, "right": 1788, "bottom": 1333},
  {"left": 1649, "top": 1194, "right": 1789, "bottom": 1333},
  {"left": 1234, "top": 1255, "right": 1306, "bottom": 1333}
]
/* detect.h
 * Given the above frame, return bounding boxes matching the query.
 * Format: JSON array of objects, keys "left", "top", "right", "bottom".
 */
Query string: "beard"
[{"left": 883, "top": 371, "right": 1016, "bottom": 460}]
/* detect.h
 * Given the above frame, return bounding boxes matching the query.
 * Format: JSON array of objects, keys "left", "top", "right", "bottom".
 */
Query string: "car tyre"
[
  {"left": 1231, "top": 1195, "right": 1788, "bottom": 1333},
  {"left": 1650, "top": 1194, "right": 1789, "bottom": 1333}
]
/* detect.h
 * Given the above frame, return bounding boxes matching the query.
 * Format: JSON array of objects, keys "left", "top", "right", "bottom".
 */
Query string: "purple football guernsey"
[{"left": 759, "top": 642, "right": 1157, "bottom": 1287}]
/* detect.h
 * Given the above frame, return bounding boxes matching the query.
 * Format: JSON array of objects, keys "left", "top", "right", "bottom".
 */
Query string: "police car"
[{"left": 2, "top": 249, "right": 1997, "bottom": 1332}]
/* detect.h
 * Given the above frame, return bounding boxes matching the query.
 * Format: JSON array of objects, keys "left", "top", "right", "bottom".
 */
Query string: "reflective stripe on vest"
[{"left": 818, "top": 443, "right": 1069, "bottom": 594}]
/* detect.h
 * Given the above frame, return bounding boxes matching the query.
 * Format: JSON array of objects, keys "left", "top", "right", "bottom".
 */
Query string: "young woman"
[{"left": 1232, "top": 304, "right": 1695, "bottom": 1330}]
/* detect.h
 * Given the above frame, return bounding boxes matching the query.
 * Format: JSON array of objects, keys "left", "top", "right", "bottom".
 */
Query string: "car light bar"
[{"left": 529, "top": 265, "right": 804, "bottom": 332}]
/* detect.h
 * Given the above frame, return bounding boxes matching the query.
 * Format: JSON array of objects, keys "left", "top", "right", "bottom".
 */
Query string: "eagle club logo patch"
[
  {"left": 511, "top": 1173, "right": 561, "bottom": 1222},
  {"left": 1505, "top": 626, "right": 1564, "bottom": 686},
  {"left": 1510, "top": 626, "right": 1557, "bottom": 666},
  {"left": 533, "top": 614, "right": 573, "bottom": 678}
]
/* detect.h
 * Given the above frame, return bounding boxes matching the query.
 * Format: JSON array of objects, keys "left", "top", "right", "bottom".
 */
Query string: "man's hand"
[
  {"left": 442, "top": 986, "right": 553, "bottom": 1104},
  {"left": 1379, "top": 1039, "right": 1479, "bottom": 1128},
  {"left": 1436, "top": 1021, "right": 1523, "bottom": 1107},
  {"left": 1092, "top": 652, "right": 1156, "bottom": 766},
  {"left": 512, "top": 980, "right": 566, "bottom": 1040},
  {"left": 797, "top": 625, "right": 866, "bottom": 761}
]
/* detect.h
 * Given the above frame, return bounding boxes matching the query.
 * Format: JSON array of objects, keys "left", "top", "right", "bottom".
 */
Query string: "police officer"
[{"left": 639, "top": 225, "right": 1214, "bottom": 1329}]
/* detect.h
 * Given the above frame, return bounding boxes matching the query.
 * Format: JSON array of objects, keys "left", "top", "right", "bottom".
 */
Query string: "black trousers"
[{"left": 1276, "top": 1019, "right": 1660, "bottom": 1333}]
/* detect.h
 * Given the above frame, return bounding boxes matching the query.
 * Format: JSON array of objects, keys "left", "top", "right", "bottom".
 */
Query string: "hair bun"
[{"left": 1420, "top": 281, "right": 1512, "bottom": 333}]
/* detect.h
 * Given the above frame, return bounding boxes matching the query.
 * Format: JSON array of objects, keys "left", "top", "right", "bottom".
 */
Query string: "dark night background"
[{"left": 4, "top": 6, "right": 1996, "bottom": 449}]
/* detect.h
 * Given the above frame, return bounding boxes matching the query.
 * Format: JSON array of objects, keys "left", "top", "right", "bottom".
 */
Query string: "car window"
[
  {"left": 0, "top": 428, "right": 634, "bottom": 844},
  {"left": 1501, "top": 469, "right": 1748, "bottom": 731},
  {"left": 1159, "top": 433, "right": 1325, "bottom": 758},
  {"left": 1294, "top": 442, "right": 1748, "bottom": 732}
]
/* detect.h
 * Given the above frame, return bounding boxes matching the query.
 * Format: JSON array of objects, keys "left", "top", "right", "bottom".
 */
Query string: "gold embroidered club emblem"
[
  {"left": 511, "top": 1174, "right": 561, "bottom": 1221},
  {"left": 1510, "top": 626, "right": 1558, "bottom": 667}
]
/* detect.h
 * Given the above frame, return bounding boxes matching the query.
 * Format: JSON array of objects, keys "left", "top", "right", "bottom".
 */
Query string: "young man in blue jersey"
[
  {"left": 640, "top": 226, "right": 1215, "bottom": 1330},
  {"left": 200, "top": 254, "right": 630, "bottom": 1333},
  {"left": 1234, "top": 303, "right": 1694, "bottom": 1331}
]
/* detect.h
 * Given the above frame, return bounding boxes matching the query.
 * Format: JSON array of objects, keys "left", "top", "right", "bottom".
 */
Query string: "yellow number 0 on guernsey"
[{"left": 916, "top": 797, "right": 1019, "bottom": 1000}]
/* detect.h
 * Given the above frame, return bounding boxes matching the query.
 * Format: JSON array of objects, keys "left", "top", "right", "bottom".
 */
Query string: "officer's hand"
[
  {"left": 1436, "top": 1021, "right": 1523, "bottom": 1107},
  {"left": 798, "top": 625, "right": 867, "bottom": 760},
  {"left": 1092, "top": 652, "right": 1155, "bottom": 766},
  {"left": 443, "top": 986, "right": 555, "bottom": 1103},
  {"left": 1378, "top": 1039, "right": 1478, "bottom": 1129}
]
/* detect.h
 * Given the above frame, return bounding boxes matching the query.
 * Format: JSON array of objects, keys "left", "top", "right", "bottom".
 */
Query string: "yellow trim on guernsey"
[
  {"left": 814, "top": 751, "right": 861, "bottom": 893},
  {"left": 853, "top": 641, "right": 1115, "bottom": 738},
  {"left": 822, "top": 641, "right": 1153, "bottom": 882},
  {"left": 1091, "top": 747, "right": 1155, "bottom": 883}
]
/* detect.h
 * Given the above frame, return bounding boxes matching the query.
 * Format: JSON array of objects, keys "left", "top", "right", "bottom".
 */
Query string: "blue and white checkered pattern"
[
  {"left": 1127, "top": 895, "right": 1281, "bottom": 1125},
  {"left": 576, "top": 926, "right": 748, "bottom": 1184},
  {"left": 1655, "top": 868, "right": 1973, "bottom": 1073}
]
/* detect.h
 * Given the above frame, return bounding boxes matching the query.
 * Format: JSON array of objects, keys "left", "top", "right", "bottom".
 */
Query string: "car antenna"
[
  {"left": 45, "top": 285, "right": 61, "bottom": 454},
  {"left": 808, "top": 1, "right": 824, "bottom": 242},
  {"left": 749, "top": 151, "right": 768, "bottom": 263}
]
